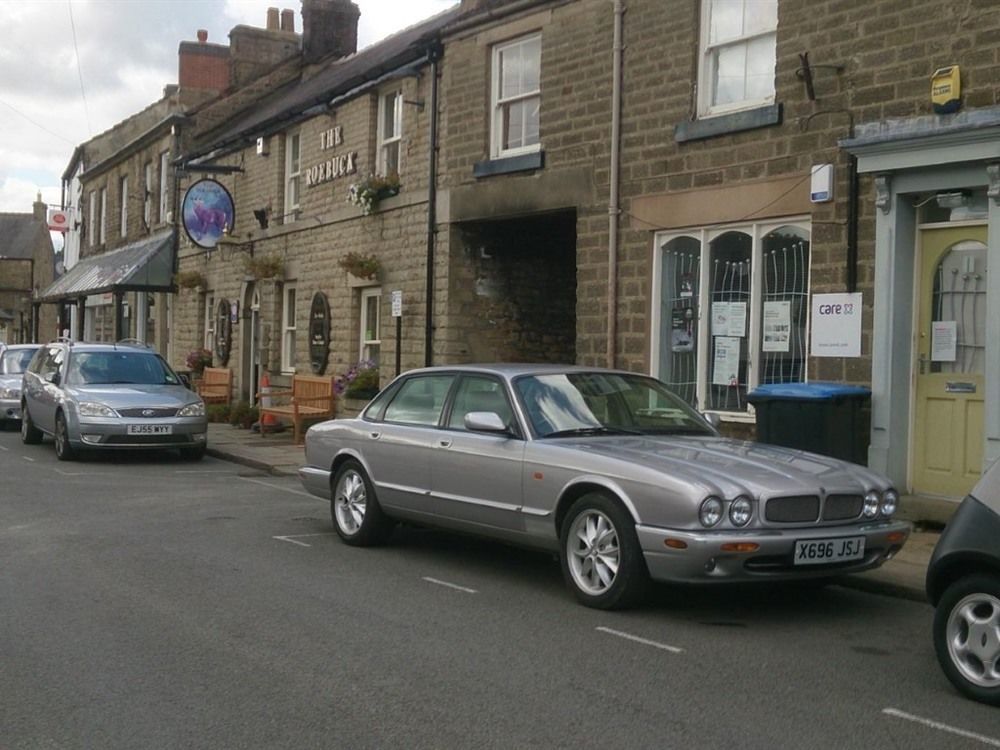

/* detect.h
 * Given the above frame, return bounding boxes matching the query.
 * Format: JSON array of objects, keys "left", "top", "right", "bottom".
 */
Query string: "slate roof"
[{"left": 0, "top": 213, "right": 45, "bottom": 259}]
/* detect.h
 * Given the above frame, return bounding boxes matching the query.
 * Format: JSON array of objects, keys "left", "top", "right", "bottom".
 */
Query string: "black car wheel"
[
  {"left": 560, "top": 492, "right": 649, "bottom": 610},
  {"left": 54, "top": 412, "right": 77, "bottom": 461},
  {"left": 933, "top": 573, "right": 1000, "bottom": 706},
  {"left": 331, "top": 459, "right": 392, "bottom": 546},
  {"left": 20, "top": 404, "right": 42, "bottom": 445}
]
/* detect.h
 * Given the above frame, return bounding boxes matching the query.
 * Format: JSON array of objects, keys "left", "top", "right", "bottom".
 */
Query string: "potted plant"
[
  {"left": 346, "top": 173, "right": 400, "bottom": 216},
  {"left": 337, "top": 251, "right": 381, "bottom": 284},
  {"left": 185, "top": 347, "right": 213, "bottom": 378},
  {"left": 243, "top": 252, "right": 284, "bottom": 280},
  {"left": 335, "top": 360, "right": 380, "bottom": 402}
]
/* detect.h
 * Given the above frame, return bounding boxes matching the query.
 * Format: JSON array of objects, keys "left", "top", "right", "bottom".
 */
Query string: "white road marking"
[
  {"left": 596, "top": 626, "right": 683, "bottom": 654},
  {"left": 883, "top": 708, "right": 1000, "bottom": 747},
  {"left": 239, "top": 476, "right": 314, "bottom": 498},
  {"left": 273, "top": 533, "right": 337, "bottom": 547},
  {"left": 22, "top": 456, "right": 34, "bottom": 462},
  {"left": 422, "top": 577, "right": 478, "bottom": 594},
  {"left": 174, "top": 470, "right": 233, "bottom": 475},
  {"left": 0, "top": 444, "right": 8, "bottom": 451}
]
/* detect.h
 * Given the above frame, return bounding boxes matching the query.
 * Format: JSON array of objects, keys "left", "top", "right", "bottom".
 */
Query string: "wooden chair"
[
  {"left": 257, "top": 373, "right": 336, "bottom": 445},
  {"left": 197, "top": 367, "right": 232, "bottom": 407}
]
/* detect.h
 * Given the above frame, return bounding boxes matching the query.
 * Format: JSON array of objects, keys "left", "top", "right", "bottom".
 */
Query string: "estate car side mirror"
[{"left": 178, "top": 373, "right": 192, "bottom": 390}]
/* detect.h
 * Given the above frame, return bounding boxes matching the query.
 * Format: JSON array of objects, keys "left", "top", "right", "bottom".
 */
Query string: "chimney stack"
[
  {"left": 179, "top": 29, "right": 230, "bottom": 93},
  {"left": 281, "top": 8, "right": 295, "bottom": 32},
  {"left": 301, "top": 0, "right": 360, "bottom": 64},
  {"left": 266, "top": 7, "right": 280, "bottom": 30},
  {"left": 33, "top": 192, "right": 47, "bottom": 222}
]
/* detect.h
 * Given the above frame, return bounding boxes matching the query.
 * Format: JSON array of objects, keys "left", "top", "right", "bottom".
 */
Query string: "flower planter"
[{"left": 346, "top": 272, "right": 380, "bottom": 288}]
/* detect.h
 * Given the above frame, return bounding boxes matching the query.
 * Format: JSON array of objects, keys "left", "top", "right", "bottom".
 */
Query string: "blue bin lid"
[{"left": 747, "top": 382, "right": 871, "bottom": 401}]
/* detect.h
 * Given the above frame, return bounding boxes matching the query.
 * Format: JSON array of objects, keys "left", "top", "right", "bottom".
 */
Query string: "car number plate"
[
  {"left": 127, "top": 424, "right": 172, "bottom": 435},
  {"left": 794, "top": 536, "right": 865, "bottom": 565}
]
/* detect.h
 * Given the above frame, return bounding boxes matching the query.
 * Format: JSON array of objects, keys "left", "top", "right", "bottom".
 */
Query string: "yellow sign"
[{"left": 931, "top": 66, "right": 960, "bottom": 114}]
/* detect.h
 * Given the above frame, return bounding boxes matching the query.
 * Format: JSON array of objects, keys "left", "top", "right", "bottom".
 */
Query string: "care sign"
[{"left": 810, "top": 293, "right": 862, "bottom": 358}]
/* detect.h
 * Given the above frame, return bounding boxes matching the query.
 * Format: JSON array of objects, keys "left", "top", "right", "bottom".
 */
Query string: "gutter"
[
  {"left": 425, "top": 43, "right": 442, "bottom": 367},
  {"left": 607, "top": 0, "right": 625, "bottom": 367}
]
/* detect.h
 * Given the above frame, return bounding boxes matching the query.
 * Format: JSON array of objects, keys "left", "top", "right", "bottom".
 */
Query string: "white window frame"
[
  {"left": 119, "top": 175, "right": 128, "bottom": 238},
  {"left": 697, "top": 0, "right": 777, "bottom": 118},
  {"left": 284, "top": 131, "right": 301, "bottom": 224},
  {"left": 650, "top": 218, "right": 811, "bottom": 420},
  {"left": 88, "top": 190, "right": 97, "bottom": 247},
  {"left": 204, "top": 293, "right": 216, "bottom": 355},
  {"left": 99, "top": 187, "right": 107, "bottom": 245},
  {"left": 490, "top": 34, "right": 542, "bottom": 159},
  {"left": 281, "top": 283, "right": 297, "bottom": 373},
  {"left": 158, "top": 151, "right": 170, "bottom": 223},
  {"left": 143, "top": 161, "right": 153, "bottom": 229},
  {"left": 376, "top": 88, "right": 403, "bottom": 177},
  {"left": 360, "top": 287, "right": 381, "bottom": 364}
]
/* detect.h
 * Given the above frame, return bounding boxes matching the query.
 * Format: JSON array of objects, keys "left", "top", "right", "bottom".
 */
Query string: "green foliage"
[
  {"left": 228, "top": 400, "right": 259, "bottom": 429},
  {"left": 337, "top": 251, "right": 381, "bottom": 279},
  {"left": 344, "top": 366, "right": 380, "bottom": 399},
  {"left": 206, "top": 403, "right": 230, "bottom": 423}
]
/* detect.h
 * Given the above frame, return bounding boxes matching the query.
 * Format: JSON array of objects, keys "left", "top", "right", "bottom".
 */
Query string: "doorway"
[
  {"left": 911, "top": 225, "right": 988, "bottom": 497},
  {"left": 242, "top": 285, "right": 261, "bottom": 405}
]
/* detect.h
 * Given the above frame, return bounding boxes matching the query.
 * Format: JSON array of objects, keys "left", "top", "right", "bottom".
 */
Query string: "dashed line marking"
[
  {"left": 273, "top": 533, "right": 337, "bottom": 547},
  {"left": 423, "top": 577, "right": 477, "bottom": 594},
  {"left": 883, "top": 708, "right": 1000, "bottom": 747},
  {"left": 238, "top": 476, "right": 314, "bottom": 498},
  {"left": 596, "top": 626, "right": 683, "bottom": 654},
  {"left": 22, "top": 456, "right": 34, "bottom": 462}
]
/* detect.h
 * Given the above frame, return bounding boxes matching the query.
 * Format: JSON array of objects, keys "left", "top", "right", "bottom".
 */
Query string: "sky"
[{"left": 0, "top": 0, "right": 460, "bottom": 248}]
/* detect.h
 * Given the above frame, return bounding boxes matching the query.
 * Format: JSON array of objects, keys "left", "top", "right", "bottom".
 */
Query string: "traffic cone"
[{"left": 260, "top": 371, "right": 278, "bottom": 433}]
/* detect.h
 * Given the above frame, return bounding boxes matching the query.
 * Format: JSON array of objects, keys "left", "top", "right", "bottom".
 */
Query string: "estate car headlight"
[
  {"left": 862, "top": 490, "right": 880, "bottom": 518},
  {"left": 699, "top": 496, "right": 724, "bottom": 528},
  {"left": 880, "top": 489, "right": 899, "bottom": 517},
  {"left": 0, "top": 386, "right": 19, "bottom": 399},
  {"left": 78, "top": 402, "right": 118, "bottom": 418},
  {"left": 729, "top": 496, "right": 753, "bottom": 527},
  {"left": 178, "top": 402, "right": 205, "bottom": 417}
]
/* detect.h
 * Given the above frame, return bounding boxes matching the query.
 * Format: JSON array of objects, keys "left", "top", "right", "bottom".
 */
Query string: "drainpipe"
[
  {"left": 846, "top": 150, "right": 859, "bottom": 293},
  {"left": 606, "top": 0, "right": 625, "bottom": 368},
  {"left": 424, "top": 43, "right": 442, "bottom": 367}
]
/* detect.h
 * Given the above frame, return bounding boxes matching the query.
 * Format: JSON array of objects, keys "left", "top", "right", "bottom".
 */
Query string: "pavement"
[{"left": 206, "top": 421, "right": 946, "bottom": 604}]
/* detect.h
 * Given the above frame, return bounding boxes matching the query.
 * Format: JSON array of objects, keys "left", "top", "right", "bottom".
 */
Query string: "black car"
[{"left": 926, "top": 458, "right": 1000, "bottom": 706}]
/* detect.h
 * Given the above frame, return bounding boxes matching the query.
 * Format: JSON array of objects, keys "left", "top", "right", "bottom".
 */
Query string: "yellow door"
[{"left": 912, "top": 226, "right": 987, "bottom": 497}]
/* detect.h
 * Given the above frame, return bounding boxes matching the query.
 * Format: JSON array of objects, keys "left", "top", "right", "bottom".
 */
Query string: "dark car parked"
[{"left": 926, "top": 458, "right": 1000, "bottom": 706}]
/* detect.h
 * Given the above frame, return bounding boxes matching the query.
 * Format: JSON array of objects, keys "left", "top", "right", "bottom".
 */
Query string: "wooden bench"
[
  {"left": 197, "top": 367, "right": 232, "bottom": 407},
  {"left": 258, "top": 373, "right": 336, "bottom": 445}
]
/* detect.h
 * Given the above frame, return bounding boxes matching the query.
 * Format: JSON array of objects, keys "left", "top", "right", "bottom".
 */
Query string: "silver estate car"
[
  {"left": 21, "top": 340, "right": 208, "bottom": 461},
  {"left": 299, "top": 365, "right": 911, "bottom": 609},
  {"left": 0, "top": 344, "right": 40, "bottom": 427}
]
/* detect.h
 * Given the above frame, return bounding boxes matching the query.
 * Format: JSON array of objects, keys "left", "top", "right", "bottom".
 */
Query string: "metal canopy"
[{"left": 37, "top": 230, "right": 176, "bottom": 303}]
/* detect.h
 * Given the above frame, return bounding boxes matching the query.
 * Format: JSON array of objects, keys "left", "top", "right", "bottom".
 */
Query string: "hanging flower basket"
[
  {"left": 346, "top": 173, "right": 400, "bottom": 216},
  {"left": 338, "top": 251, "right": 381, "bottom": 282}
]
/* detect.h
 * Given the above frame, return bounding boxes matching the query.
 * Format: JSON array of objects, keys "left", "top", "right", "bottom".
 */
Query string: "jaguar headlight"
[
  {"left": 729, "top": 496, "right": 753, "bottom": 527},
  {"left": 862, "top": 490, "right": 880, "bottom": 518},
  {"left": 78, "top": 401, "right": 118, "bottom": 418},
  {"left": 881, "top": 489, "right": 899, "bottom": 517},
  {"left": 178, "top": 402, "right": 205, "bottom": 417},
  {"left": 700, "top": 496, "right": 723, "bottom": 528}
]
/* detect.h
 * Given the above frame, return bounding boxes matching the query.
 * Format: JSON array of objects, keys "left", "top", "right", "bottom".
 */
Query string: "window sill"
[
  {"left": 674, "top": 103, "right": 782, "bottom": 143},
  {"left": 473, "top": 150, "right": 544, "bottom": 178}
]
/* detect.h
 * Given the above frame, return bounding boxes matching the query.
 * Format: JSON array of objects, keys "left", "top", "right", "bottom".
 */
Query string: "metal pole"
[{"left": 395, "top": 315, "right": 402, "bottom": 377}]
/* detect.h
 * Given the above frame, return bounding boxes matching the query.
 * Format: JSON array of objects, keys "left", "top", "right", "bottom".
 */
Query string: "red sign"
[{"left": 47, "top": 207, "right": 71, "bottom": 233}]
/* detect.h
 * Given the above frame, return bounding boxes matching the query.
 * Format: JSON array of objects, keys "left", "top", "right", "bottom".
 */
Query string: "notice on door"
[
  {"left": 811, "top": 293, "right": 862, "bottom": 358},
  {"left": 711, "top": 302, "right": 746, "bottom": 338},
  {"left": 931, "top": 320, "right": 957, "bottom": 362},
  {"left": 712, "top": 336, "right": 741, "bottom": 386}
]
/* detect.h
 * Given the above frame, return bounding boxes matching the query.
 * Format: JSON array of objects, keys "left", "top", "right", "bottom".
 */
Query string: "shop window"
[
  {"left": 159, "top": 151, "right": 170, "bottom": 223},
  {"left": 698, "top": 0, "right": 776, "bottom": 117},
  {"left": 361, "top": 287, "right": 381, "bottom": 365},
  {"left": 282, "top": 283, "right": 297, "bottom": 373},
  {"left": 653, "top": 222, "right": 810, "bottom": 416},
  {"left": 491, "top": 34, "right": 541, "bottom": 159},
  {"left": 377, "top": 89, "right": 402, "bottom": 177},
  {"left": 284, "top": 131, "right": 301, "bottom": 224}
]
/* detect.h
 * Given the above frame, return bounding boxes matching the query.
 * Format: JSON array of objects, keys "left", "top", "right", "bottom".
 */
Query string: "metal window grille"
[
  {"left": 760, "top": 230, "right": 810, "bottom": 384},
  {"left": 659, "top": 238, "right": 700, "bottom": 407},
  {"left": 931, "top": 243, "right": 987, "bottom": 374},
  {"left": 707, "top": 232, "right": 751, "bottom": 411}
]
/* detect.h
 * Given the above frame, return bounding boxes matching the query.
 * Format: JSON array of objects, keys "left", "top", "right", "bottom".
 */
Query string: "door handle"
[
  {"left": 438, "top": 439, "right": 452, "bottom": 448},
  {"left": 369, "top": 431, "right": 381, "bottom": 440}
]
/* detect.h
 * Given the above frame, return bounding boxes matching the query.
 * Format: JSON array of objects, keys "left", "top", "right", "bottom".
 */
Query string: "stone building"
[{"left": 0, "top": 196, "right": 56, "bottom": 343}]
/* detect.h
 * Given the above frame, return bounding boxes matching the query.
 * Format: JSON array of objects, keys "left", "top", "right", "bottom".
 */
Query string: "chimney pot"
[
  {"left": 197, "top": 29, "right": 208, "bottom": 43},
  {"left": 280, "top": 9, "right": 295, "bottom": 32},
  {"left": 267, "top": 7, "right": 280, "bottom": 30}
]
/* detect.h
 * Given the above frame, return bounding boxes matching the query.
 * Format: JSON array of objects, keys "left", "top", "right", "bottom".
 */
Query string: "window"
[
  {"left": 384, "top": 374, "right": 454, "bottom": 426},
  {"left": 698, "top": 0, "right": 777, "bottom": 117},
  {"left": 204, "top": 293, "right": 215, "bottom": 354},
  {"left": 491, "top": 34, "right": 541, "bottom": 158},
  {"left": 376, "top": 89, "right": 403, "bottom": 177},
  {"left": 653, "top": 222, "right": 810, "bottom": 415},
  {"left": 88, "top": 190, "right": 97, "bottom": 247},
  {"left": 119, "top": 175, "right": 128, "bottom": 238},
  {"left": 360, "top": 287, "right": 381, "bottom": 364},
  {"left": 143, "top": 162, "right": 153, "bottom": 228},
  {"left": 447, "top": 375, "right": 514, "bottom": 431},
  {"left": 99, "top": 187, "right": 107, "bottom": 245},
  {"left": 282, "top": 283, "right": 297, "bottom": 373},
  {"left": 284, "top": 131, "right": 301, "bottom": 223},
  {"left": 159, "top": 151, "right": 170, "bottom": 223}
]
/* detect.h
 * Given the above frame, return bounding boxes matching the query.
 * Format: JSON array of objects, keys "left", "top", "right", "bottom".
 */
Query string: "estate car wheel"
[
  {"left": 933, "top": 573, "right": 1000, "bottom": 706},
  {"left": 54, "top": 412, "right": 77, "bottom": 461},
  {"left": 560, "top": 492, "right": 649, "bottom": 610},
  {"left": 20, "top": 404, "right": 42, "bottom": 445},
  {"left": 331, "top": 459, "right": 392, "bottom": 546}
]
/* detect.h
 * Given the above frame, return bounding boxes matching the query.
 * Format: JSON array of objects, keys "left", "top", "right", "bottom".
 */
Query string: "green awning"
[{"left": 38, "top": 230, "right": 176, "bottom": 303}]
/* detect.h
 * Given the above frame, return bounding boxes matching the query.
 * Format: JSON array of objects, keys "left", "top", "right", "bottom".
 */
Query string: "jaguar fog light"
[
  {"left": 880, "top": 489, "right": 899, "bottom": 517},
  {"left": 862, "top": 491, "right": 880, "bottom": 518},
  {"left": 700, "top": 496, "right": 723, "bottom": 528},
  {"left": 729, "top": 496, "right": 753, "bottom": 527}
]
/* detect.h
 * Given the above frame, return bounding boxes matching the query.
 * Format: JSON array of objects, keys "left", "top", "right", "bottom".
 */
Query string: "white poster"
[
  {"left": 762, "top": 301, "right": 791, "bottom": 352},
  {"left": 811, "top": 293, "right": 862, "bottom": 358},
  {"left": 931, "top": 320, "right": 957, "bottom": 362},
  {"left": 712, "top": 336, "right": 741, "bottom": 387},
  {"left": 711, "top": 302, "right": 747, "bottom": 338}
]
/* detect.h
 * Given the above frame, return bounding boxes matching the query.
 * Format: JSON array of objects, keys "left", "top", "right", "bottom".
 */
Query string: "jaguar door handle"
[
  {"left": 438, "top": 439, "right": 452, "bottom": 448},
  {"left": 369, "top": 431, "right": 381, "bottom": 440}
]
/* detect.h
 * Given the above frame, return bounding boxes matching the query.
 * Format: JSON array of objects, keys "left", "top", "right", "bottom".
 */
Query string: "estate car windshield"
[
  {"left": 67, "top": 352, "right": 182, "bottom": 386},
  {"left": 514, "top": 372, "right": 714, "bottom": 438},
  {"left": 0, "top": 348, "right": 36, "bottom": 375}
]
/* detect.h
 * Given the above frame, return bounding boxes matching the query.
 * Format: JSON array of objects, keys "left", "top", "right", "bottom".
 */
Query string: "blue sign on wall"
[{"left": 181, "top": 179, "right": 235, "bottom": 249}]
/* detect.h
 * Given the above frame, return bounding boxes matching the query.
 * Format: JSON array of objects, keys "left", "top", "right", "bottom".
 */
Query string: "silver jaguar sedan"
[
  {"left": 0, "top": 344, "right": 40, "bottom": 427},
  {"left": 299, "top": 365, "right": 910, "bottom": 609}
]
